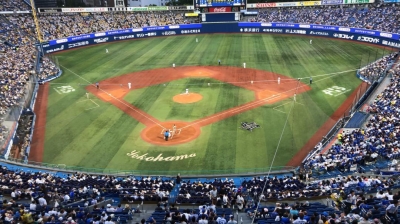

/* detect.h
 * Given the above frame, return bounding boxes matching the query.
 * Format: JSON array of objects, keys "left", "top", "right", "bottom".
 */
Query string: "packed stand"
[
  {"left": 0, "top": 0, "right": 30, "bottom": 12},
  {"left": 38, "top": 11, "right": 189, "bottom": 41},
  {"left": 8, "top": 114, "right": 33, "bottom": 159},
  {"left": 358, "top": 52, "right": 398, "bottom": 83},
  {"left": 0, "top": 168, "right": 179, "bottom": 222},
  {"left": 253, "top": 4, "right": 400, "bottom": 34}
]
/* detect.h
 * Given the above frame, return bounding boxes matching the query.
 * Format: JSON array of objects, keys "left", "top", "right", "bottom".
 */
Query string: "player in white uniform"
[
  {"left": 185, "top": 89, "right": 189, "bottom": 94},
  {"left": 278, "top": 77, "right": 281, "bottom": 85},
  {"left": 310, "top": 39, "right": 312, "bottom": 44},
  {"left": 106, "top": 49, "right": 109, "bottom": 53}
]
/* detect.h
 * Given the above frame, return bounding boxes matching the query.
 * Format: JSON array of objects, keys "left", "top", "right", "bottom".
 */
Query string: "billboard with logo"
[
  {"left": 43, "top": 22, "right": 400, "bottom": 54},
  {"left": 208, "top": 7, "right": 232, "bottom": 12}
]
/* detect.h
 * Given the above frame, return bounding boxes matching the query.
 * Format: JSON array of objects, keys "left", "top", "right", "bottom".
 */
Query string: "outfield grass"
[{"left": 41, "top": 34, "right": 391, "bottom": 174}]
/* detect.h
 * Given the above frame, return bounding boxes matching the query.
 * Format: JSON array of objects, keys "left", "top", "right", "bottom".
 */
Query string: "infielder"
[
  {"left": 278, "top": 77, "right": 281, "bottom": 85},
  {"left": 173, "top": 63, "right": 175, "bottom": 68},
  {"left": 128, "top": 82, "right": 131, "bottom": 89}
]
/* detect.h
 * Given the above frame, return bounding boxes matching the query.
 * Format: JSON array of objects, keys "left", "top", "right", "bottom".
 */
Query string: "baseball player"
[
  {"left": 128, "top": 82, "right": 131, "bottom": 89},
  {"left": 185, "top": 88, "right": 189, "bottom": 94},
  {"left": 96, "top": 82, "right": 99, "bottom": 89},
  {"left": 106, "top": 49, "right": 109, "bottom": 53},
  {"left": 310, "top": 39, "right": 312, "bottom": 45},
  {"left": 86, "top": 92, "right": 89, "bottom": 99},
  {"left": 278, "top": 77, "right": 281, "bottom": 85}
]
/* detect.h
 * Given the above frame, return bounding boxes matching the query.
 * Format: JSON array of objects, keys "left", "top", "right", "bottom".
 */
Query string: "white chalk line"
[
  {"left": 61, "top": 65, "right": 166, "bottom": 129},
  {"left": 333, "top": 89, "right": 351, "bottom": 97},
  {"left": 76, "top": 99, "right": 100, "bottom": 110},
  {"left": 181, "top": 69, "right": 355, "bottom": 130}
]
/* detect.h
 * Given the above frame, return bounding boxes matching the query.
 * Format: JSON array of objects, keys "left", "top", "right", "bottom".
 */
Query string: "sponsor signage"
[
  {"left": 38, "top": 8, "right": 62, "bottom": 13},
  {"left": 333, "top": 33, "right": 354, "bottom": 40},
  {"left": 297, "top": 1, "right": 321, "bottom": 6},
  {"left": 94, "top": 37, "right": 109, "bottom": 43},
  {"left": 262, "top": 28, "right": 283, "bottom": 33},
  {"left": 383, "top": 0, "right": 400, "bottom": 2},
  {"left": 162, "top": 31, "right": 177, "bottom": 36},
  {"left": 185, "top": 13, "right": 199, "bottom": 16},
  {"left": 357, "top": 36, "right": 380, "bottom": 43},
  {"left": 168, "top": 6, "right": 189, "bottom": 10},
  {"left": 147, "top": 6, "right": 168, "bottom": 10},
  {"left": 243, "top": 11, "right": 258, "bottom": 15},
  {"left": 240, "top": 28, "right": 260, "bottom": 32},
  {"left": 43, "top": 22, "right": 400, "bottom": 54},
  {"left": 61, "top": 7, "right": 108, "bottom": 12},
  {"left": 256, "top": 3, "right": 276, "bottom": 7},
  {"left": 209, "top": 7, "right": 232, "bottom": 12},
  {"left": 0, "top": 11, "right": 31, "bottom": 14},
  {"left": 321, "top": 0, "right": 342, "bottom": 4},
  {"left": 276, "top": 2, "right": 298, "bottom": 7},
  {"left": 309, "top": 31, "right": 329, "bottom": 36},
  {"left": 129, "top": 7, "right": 148, "bottom": 11},
  {"left": 114, "top": 35, "right": 135, "bottom": 40},
  {"left": 382, "top": 40, "right": 400, "bottom": 48},
  {"left": 68, "top": 41, "right": 89, "bottom": 48},
  {"left": 343, "top": 0, "right": 373, "bottom": 3},
  {"left": 238, "top": 22, "right": 399, "bottom": 40}
]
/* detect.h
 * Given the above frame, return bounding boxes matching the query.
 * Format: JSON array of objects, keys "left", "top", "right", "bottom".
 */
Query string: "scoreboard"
[{"left": 194, "top": 0, "right": 246, "bottom": 13}]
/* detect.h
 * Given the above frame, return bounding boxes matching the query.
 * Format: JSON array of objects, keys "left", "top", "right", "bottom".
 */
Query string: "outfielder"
[
  {"left": 106, "top": 49, "right": 109, "bottom": 53},
  {"left": 86, "top": 92, "right": 89, "bottom": 99},
  {"left": 310, "top": 39, "right": 312, "bottom": 45}
]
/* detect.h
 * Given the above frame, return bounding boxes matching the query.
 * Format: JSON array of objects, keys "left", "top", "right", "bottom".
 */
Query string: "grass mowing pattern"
[
  {"left": 124, "top": 78, "right": 255, "bottom": 122},
  {"left": 42, "top": 34, "right": 391, "bottom": 174}
]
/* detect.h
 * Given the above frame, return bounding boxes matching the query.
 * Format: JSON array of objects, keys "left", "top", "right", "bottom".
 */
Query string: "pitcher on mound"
[{"left": 185, "top": 88, "right": 189, "bottom": 95}]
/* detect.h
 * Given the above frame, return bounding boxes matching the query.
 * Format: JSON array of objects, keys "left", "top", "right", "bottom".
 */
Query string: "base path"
[
  {"left": 29, "top": 83, "right": 50, "bottom": 162},
  {"left": 86, "top": 66, "right": 311, "bottom": 145}
]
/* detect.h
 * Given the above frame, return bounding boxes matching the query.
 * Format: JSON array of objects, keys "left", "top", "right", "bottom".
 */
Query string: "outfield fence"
[{"left": 1, "top": 158, "right": 296, "bottom": 177}]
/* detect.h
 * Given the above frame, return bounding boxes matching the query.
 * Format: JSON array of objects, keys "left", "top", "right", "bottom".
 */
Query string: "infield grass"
[{"left": 41, "top": 34, "right": 391, "bottom": 174}]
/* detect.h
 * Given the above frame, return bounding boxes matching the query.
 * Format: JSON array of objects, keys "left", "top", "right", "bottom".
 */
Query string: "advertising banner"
[
  {"left": 128, "top": 7, "right": 148, "bottom": 11},
  {"left": 321, "top": 0, "right": 343, "bottom": 4},
  {"left": 239, "top": 22, "right": 399, "bottom": 40},
  {"left": 383, "top": 0, "right": 400, "bottom": 2},
  {"left": 296, "top": 1, "right": 321, "bottom": 6},
  {"left": 43, "top": 22, "right": 400, "bottom": 54},
  {"left": 61, "top": 7, "right": 108, "bottom": 12},
  {"left": 168, "top": 6, "right": 190, "bottom": 10},
  {"left": 208, "top": 7, "right": 232, "bottom": 12},
  {"left": 343, "top": 0, "right": 374, "bottom": 4},
  {"left": 185, "top": 13, "right": 199, "bottom": 16},
  {"left": 255, "top": 3, "right": 276, "bottom": 7},
  {"left": 147, "top": 6, "right": 168, "bottom": 11},
  {"left": 38, "top": 8, "right": 62, "bottom": 13}
]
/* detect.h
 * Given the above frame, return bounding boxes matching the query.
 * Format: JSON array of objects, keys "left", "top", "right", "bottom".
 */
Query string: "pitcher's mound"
[
  {"left": 141, "top": 121, "right": 201, "bottom": 146},
  {"left": 173, "top": 93, "right": 203, "bottom": 104}
]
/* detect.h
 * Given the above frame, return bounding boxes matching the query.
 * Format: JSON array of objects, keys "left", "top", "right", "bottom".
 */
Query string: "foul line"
[
  {"left": 61, "top": 65, "right": 166, "bottom": 129},
  {"left": 181, "top": 69, "right": 355, "bottom": 130}
]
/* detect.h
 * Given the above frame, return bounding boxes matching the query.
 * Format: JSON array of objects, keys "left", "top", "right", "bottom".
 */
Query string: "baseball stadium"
[{"left": 1, "top": 0, "right": 400, "bottom": 223}]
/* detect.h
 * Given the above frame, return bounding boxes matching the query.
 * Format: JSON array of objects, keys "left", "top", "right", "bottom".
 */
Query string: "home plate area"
[{"left": 240, "top": 121, "right": 260, "bottom": 132}]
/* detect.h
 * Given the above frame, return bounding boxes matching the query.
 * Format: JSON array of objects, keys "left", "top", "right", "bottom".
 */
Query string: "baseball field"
[{"left": 30, "top": 34, "right": 391, "bottom": 175}]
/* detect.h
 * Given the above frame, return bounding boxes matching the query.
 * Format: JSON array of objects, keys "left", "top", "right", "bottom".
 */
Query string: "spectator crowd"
[{"left": 1, "top": 1, "right": 400, "bottom": 223}]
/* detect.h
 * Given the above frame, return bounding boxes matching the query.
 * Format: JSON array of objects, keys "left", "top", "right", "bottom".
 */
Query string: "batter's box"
[{"left": 76, "top": 99, "right": 100, "bottom": 111}]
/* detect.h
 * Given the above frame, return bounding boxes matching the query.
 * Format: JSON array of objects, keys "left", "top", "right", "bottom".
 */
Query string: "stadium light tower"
[{"left": 29, "top": 0, "right": 44, "bottom": 43}]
